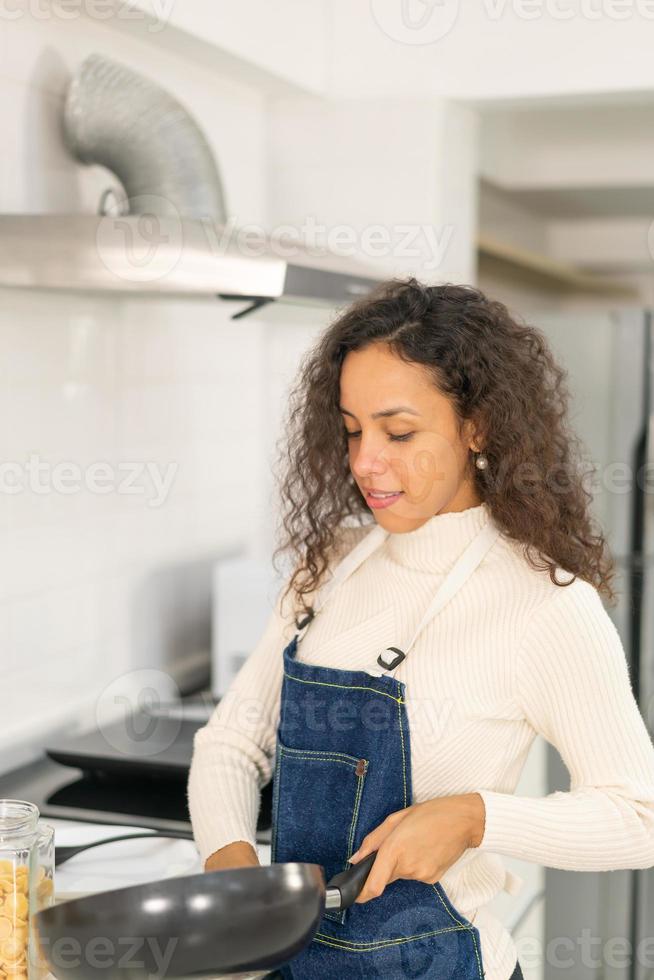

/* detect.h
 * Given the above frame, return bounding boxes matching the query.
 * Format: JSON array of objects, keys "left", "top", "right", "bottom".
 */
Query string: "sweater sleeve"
[
  {"left": 186, "top": 578, "right": 295, "bottom": 864},
  {"left": 187, "top": 524, "right": 370, "bottom": 865},
  {"left": 476, "top": 578, "right": 654, "bottom": 870}
]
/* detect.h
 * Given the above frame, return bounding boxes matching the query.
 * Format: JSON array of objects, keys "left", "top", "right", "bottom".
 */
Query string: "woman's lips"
[{"left": 365, "top": 490, "right": 404, "bottom": 510}]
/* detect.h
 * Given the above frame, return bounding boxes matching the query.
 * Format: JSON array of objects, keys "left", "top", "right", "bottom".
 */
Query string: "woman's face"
[{"left": 339, "top": 342, "right": 482, "bottom": 533}]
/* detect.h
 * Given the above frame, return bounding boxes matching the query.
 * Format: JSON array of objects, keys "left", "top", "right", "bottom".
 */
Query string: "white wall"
[
  {"left": 328, "top": 0, "right": 654, "bottom": 101},
  {"left": 0, "top": 9, "right": 336, "bottom": 766},
  {"left": 267, "top": 97, "right": 479, "bottom": 283},
  {"left": 118, "top": 1, "right": 654, "bottom": 103},
  {"left": 130, "top": 0, "right": 331, "bottom": 94}
]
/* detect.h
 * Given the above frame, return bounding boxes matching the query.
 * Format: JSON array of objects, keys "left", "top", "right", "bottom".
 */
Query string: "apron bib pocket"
[{"left": 270, "top": 739, "right": 369, "bottom": 925}]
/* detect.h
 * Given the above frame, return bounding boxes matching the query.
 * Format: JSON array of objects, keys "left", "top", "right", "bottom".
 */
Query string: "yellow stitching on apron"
[
  {"left": 279, "top": 746, "right": 364, "bottom": 767},
  {"left": 346, "top": 763, "right": 367, "bottom": 857},
  {"left": 431, "top": 885, "right": 484, "bottom": 979},
  {"left": 322, "top": 760, "right": 370, "bottom": 927},
  {"left": 313, "top": 924, "right": 469, "bottom": 951},
  {"left": 282, "top": 749, "right": 364, "bottom": 769},
  {"left": 270, "top": 743, "right": 283, "bottom": 863},
  {"left": 283, "top": 672, "right": 402, "bottom": 703},
  {"left": 396, "top": 681, "right": 408, "bottom": 808}
]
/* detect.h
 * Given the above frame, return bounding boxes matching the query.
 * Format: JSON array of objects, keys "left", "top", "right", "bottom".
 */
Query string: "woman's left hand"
[{"left": 348, "top": 793, "right": 486, "bottom": 904}]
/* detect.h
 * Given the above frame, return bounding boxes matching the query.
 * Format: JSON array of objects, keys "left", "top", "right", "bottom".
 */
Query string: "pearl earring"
[{"left": 474, "top": 451, "right": 489, "bottom": 471}]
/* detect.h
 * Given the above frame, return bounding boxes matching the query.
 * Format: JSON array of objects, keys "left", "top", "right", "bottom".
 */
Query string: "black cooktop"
[
  {"left": 0, "top": 755, "right": 272, "bottom": 841},
  {"left": 0, "top": 707, "right": 273, "bottom": 841},
  {"left": 45, "top": 717, "right": 202, "bottom": 779}
]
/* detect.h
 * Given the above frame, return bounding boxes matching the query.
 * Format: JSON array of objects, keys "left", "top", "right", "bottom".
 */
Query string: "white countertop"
[
  {"left": 49, "top": 818, "right": 203, "bottom": 899},
  {"left": 48, "top": 818, "right": 271, "bottom": 900},
  {"left": 48, "top": 818, "right": 274, "bottom": 980}
]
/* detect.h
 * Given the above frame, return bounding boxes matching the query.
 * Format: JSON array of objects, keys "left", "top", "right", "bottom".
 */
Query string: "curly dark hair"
[{"left": 271, "top": 276, "right": 617, "bottom": 622}]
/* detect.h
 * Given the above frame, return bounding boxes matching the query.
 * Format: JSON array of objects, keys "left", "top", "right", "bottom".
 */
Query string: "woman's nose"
[{"left": 350, "top": 438, "right": 388, "bottom": 479}]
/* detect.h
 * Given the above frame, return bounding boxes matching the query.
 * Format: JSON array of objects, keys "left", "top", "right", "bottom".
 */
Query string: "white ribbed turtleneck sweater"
[{"left": 187, "top": 502, "right": 654, "bottom": 980}]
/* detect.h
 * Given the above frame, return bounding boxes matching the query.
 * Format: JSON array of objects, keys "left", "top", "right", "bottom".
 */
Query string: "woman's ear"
[{"left": 465, "top": 418, "right": 486, "bottom": 454}]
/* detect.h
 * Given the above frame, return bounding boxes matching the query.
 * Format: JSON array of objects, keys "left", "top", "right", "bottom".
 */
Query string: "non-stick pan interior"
[{"left": 34, "top": 863, "right": 326, "bottom": 980}]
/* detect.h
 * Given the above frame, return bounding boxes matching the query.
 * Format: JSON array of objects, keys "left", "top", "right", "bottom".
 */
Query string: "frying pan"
[{"left": 33, "top": 849, "right": 378, "bottom": 979}]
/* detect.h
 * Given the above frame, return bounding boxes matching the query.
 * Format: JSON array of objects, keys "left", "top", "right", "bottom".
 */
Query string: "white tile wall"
[
  {"left": 0, "top": 10, "right": 330, "bottom": 765},
  {"left": 0, "top": 288, "right": 270, "bottom": 751}
]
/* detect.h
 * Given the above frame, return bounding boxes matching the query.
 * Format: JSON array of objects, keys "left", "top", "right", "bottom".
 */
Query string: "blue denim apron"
[{"left": 270, "top": 519, "right": 501, "bottom": 979}]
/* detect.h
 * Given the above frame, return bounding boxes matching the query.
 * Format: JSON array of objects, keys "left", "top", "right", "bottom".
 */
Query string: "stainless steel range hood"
[
  {"left": 0, "top": 214, "right": 383, "bottom": 319},
  {"left": 0, "top": 55, "right": 383, "bottom": 318}
]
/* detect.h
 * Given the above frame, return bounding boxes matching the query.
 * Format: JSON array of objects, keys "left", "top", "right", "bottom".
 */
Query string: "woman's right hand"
[
  {"left": 203, "top": 843, "right": 267, "bottom": 980},
  {"left": 204, "top": 840, "right": 260, "bottom": 872}
]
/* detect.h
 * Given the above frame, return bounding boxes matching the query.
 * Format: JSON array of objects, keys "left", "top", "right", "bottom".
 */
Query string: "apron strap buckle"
[
  {"left": 377, "top": 646, "right": 406, "bottom": 670},
  {"left": 295, "top": 607, "right": 315, "bottom": 631}
]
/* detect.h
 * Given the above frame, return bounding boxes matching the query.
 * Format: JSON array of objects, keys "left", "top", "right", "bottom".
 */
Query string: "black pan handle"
[
  {"left": 54, "top": 831, "right": 194, "bottom": 867},
  {"left": 325, "top": 850, "right": 377, "bottom": 909}
]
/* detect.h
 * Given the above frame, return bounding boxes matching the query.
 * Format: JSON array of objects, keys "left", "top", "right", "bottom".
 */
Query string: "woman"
[{"left": 188, "top": 278, "right": 654, "bottom": 980}]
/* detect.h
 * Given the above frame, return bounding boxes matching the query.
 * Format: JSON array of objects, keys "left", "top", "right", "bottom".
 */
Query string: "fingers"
[
  {"left": 354, "top": 845, "right": 399, "bottom": 904},
  {"left": 350, "top": 808, "right": 409, "bottom": 863}
]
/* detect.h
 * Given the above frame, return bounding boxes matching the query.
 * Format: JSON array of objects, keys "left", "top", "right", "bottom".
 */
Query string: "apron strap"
[
  {"left": 369, "top": 521, "right": 501, "bottom": 676},
  {"left": 403, "top": 521, "right": 501, "bottom": 656},
  {"left": 296, "top": 522, "right": 389, "bottom": 636},
  {"left": 296, "top": 515, "right": 502, "bottom": 675}
]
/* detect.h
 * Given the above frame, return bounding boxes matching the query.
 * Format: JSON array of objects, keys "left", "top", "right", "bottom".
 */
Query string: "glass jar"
[{"left": 0, "top": 800, "right": 55, "bottom": 980}]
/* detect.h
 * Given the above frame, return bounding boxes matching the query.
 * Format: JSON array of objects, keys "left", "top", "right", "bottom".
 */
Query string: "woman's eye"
[{"left": 344, "top": 431, "right": 414, "bottom": 442}]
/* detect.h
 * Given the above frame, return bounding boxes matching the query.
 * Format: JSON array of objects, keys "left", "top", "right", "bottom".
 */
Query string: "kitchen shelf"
[{"left": 477, "top": 234, "right": 638, "bottom": 296}]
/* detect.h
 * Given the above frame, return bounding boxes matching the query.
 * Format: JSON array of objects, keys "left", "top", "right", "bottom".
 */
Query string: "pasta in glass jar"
[{"left": 0, "top": 801, "right": 54, "bottom": 980}]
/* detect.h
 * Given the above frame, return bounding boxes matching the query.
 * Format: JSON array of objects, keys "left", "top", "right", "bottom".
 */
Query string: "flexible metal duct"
[{"left": 63, "top": 53, "right": 227, "bottom": 221}]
